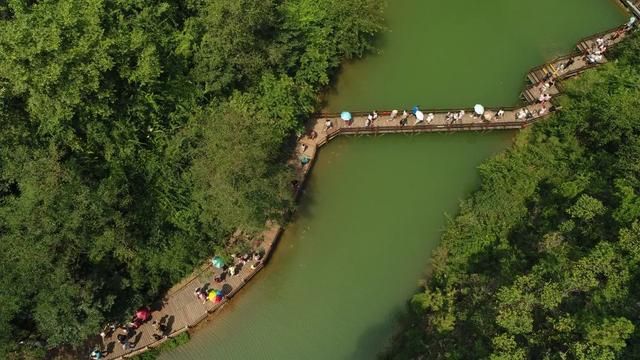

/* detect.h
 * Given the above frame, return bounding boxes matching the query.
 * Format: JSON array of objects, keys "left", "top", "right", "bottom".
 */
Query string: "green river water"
[{"left": 163, "top": 1, "right": 624, "bottom": 359}]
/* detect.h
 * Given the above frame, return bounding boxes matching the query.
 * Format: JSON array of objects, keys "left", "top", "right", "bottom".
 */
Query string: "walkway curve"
[{"left": 97, "top": 18, "right": 636, "bottom": 360}]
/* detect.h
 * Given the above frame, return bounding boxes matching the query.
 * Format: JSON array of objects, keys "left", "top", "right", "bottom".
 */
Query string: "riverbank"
[
  {"left": 96, "top": 13, "right": 635, "bottom": 360},
  {"left": 388, "top": 27, "right": 640, "bottom": 359}
]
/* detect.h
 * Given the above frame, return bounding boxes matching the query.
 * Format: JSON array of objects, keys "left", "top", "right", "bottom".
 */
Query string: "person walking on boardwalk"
[
  {"left": 400, "top": 110, "right": 408, "bottom": 124},
  {"left": 324, "top": 119, "right": 333, "bottom": 132},
  {"left": 560, "top": 57, "right": 575, "bottom": 72},
  {"left": 151, "top": 320, "right": 167, "bottom": 341},
  {"left": 194, "top": 288, "right": 207, "bottom": 304},
  {"left": 90, "top": 348, "right": 104, "bottom": 359},
  {"left": 117, "top": 332, "right": 132, "bottom": 350},
  {"left": 426, "top": 113, "right": 434, "bottom": 124},
  {"left": 538, "top": 106, "right": 547, "bottom": 116},
  {"left": 625, "top": 16, "right": 636, "bottom": 31},
  {"left": 388, "top": 109, "right": 398, "bottom": 122}
]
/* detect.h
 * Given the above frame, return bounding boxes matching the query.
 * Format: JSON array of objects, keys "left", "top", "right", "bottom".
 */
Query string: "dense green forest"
[
  {"left": 391, "top": 31, "right": 640, "bottom": 359},
  {"left": 0, "top": 0, "right": 383, "bottom": 357}
]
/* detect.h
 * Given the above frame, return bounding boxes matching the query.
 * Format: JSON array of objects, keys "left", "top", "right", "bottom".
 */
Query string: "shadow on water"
[{"left": 352, "top": 306, "right": 408, "bottom": 360}]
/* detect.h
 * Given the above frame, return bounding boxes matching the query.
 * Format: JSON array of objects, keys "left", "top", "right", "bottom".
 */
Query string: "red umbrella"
[{"left": 135, "top": 308, "right": 150, "bottom": 322}]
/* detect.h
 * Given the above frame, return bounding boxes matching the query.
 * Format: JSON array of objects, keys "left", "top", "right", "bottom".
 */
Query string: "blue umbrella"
[
  {"left": 412, "top": 106, "right": 420, "bottom": 115},
  {"left": 340, "top": 111, "right": 352, "bottom": 121},
  {"left": 212, "top": 256, "right": 224, "bottom": 268}
]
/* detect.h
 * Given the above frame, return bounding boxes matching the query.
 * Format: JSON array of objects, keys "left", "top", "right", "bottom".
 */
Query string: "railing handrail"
[
  {"left": 314, "top": 106, "right": 522, "bottom": 119},
  {"left": 522, "top": 23, "right": 625, "bottom": 82},
  {"left": 524, "top": 51, "right": 581, "bottom": 76},
  {"left": 320, "top": 117, "right": 549, "bottom": 141},
  {"left": 577, "top": 24, "right": 626, "bottom": 45}
]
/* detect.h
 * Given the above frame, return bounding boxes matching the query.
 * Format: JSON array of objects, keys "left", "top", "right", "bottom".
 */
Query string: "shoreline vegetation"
[
  {"left": 0, "top": 0, "right": 384, "bottom": 358},
  {"left": 389, "top": 29, "right": 640, "bottom": 360}
]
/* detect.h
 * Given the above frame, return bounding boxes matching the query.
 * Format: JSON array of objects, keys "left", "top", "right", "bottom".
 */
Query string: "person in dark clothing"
[
  {"left": 151, "top": 320, "right": 168, "bottom": 341},
  {"left": 562, "top": 58, "right": 575, "bottom": 71},
  {"left": 117, "top": 333, "right": 131, "bottom": 350}
]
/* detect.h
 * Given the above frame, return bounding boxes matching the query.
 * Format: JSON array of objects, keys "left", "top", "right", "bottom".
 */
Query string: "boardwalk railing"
[
  {"left": 620, "top": 0, "right": 640, "bottom": 17},
  {"left": 319, "top": 119, "right": 541, "bottom": 146},
  {"left": 315, "top": 106, "right": 521, "bottom": 119},
  {"left": 524, "top": 24, "right": 627, "bottom": 84},
  {"left": 578, "top": 24, "right": 627, "bottom": 45},
  {"left": 525, "top": 51, "right": 581, "bottom": 79}
]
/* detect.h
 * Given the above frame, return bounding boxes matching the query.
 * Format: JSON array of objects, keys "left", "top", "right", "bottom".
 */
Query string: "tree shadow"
[
  {"left": 165, "top": 315, "right": 175, "bottom": 334},
  {"left": 105, "top": 341, "right": 115, "bottom": 354},
  {"left": 132, "top": 332, "right": 143, "bottom": 347},
  {"left": 221, "top": 283, "right": 233, "bottom": 296},
  {"left": 351, "top": 309, "right": 404, "bottom": 360}
]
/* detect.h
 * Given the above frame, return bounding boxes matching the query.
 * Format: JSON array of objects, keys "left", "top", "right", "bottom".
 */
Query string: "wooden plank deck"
[
  {"left": 100, "top": 225, "right": 282, "bottom": 359},
  {"left": 524, "top": 24, "right": 628, "bottom": 86},
  {"left": 620, "top": 0, "right": 640, "bottom": 18},
  {"left": 90, "top": 20, "right": 638, "bottom": 360},
  {"left": 521, "top": 25, "right": 632, "bottom": 102}
]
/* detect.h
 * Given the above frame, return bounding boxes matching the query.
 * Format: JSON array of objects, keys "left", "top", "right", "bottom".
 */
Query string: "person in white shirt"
[
  {"left": 324, "top": 119, "right": 333, "bottom": 132},
  {"left": 389, "top": 109, "right": 398, "bottom": 122},
  {"left": 538, "top": 106, "right": 547, "bottom": 116},
  {"left": 426, "top": 113, "right": 434, "bottom": 123}
]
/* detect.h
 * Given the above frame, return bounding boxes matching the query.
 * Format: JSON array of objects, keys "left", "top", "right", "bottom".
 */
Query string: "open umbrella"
[
  {"left": 212, "top": 256, "right": 225, "bottom": 269},
  {"left": 135, "top": 308, "right": 150, "bottom": 321},
  {"left": 340, "top": 111, "right": 352, "bottom": 121},
  {"left": 474, "top": 104, "right": 485, "bottom": 115},
  {"left": 415, "top": 110, "right": 425, "bottom": 121}
]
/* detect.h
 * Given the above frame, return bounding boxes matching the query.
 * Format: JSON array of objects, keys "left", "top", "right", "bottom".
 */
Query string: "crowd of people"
[
  {"left": 320, "top": 105, "right": 542, "bottom": 132},
  {"left": 89, "top": 249, "right": 266, "bottom": 359},
  {"left": 315, "top": 20, "right": 640, "bottom": 132},
  {"left": 586, "top": 37, "right": 609, "bottom": 64}
]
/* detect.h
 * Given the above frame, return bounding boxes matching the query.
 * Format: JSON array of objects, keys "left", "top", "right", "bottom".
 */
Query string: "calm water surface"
[
  {"left": 164, "top": 133, "right": 513, "bottom": 360},
  {"left": 324, "top": 0, "right": 625, "bottom": 111},
  {"left": 163, "top": 0, "right": 624, "bottom": 359}
]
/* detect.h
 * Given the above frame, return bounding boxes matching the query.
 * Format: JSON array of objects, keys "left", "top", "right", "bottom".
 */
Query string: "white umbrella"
[
  {"left": 474, "top": 104, "right": 485, "bottom": 115},
  {"left": 415, "top": 110, "right": 425, "bottom": 121}
]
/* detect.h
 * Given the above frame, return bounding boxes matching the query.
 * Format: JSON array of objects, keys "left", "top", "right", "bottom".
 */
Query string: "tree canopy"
[{"left": 0, "top": 0, "right": 384, "bottom": 357}]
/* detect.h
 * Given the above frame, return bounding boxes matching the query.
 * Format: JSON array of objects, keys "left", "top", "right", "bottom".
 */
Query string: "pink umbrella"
[{"left": 135, "top": 308, "right": 150, "bottom": 322}]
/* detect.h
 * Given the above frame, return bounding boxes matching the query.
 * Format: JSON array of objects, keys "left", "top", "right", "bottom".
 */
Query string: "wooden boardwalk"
[
  {"left": 94, "top": 19, "right": 637, "bottom": 360},
  {"left": 99, "top": 225, "right": 282, "bottom": 359},
  {"left": 521, "top": 25, "right": 628, "bottom": 102},
  {"left": 621, "top": 0, "right": 640, "bottom": 18}
]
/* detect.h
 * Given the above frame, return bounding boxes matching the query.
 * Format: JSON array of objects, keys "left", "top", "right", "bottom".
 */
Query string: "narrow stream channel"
[{"left": 162, "top": 0, "right": 625, "bottom": 359}]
